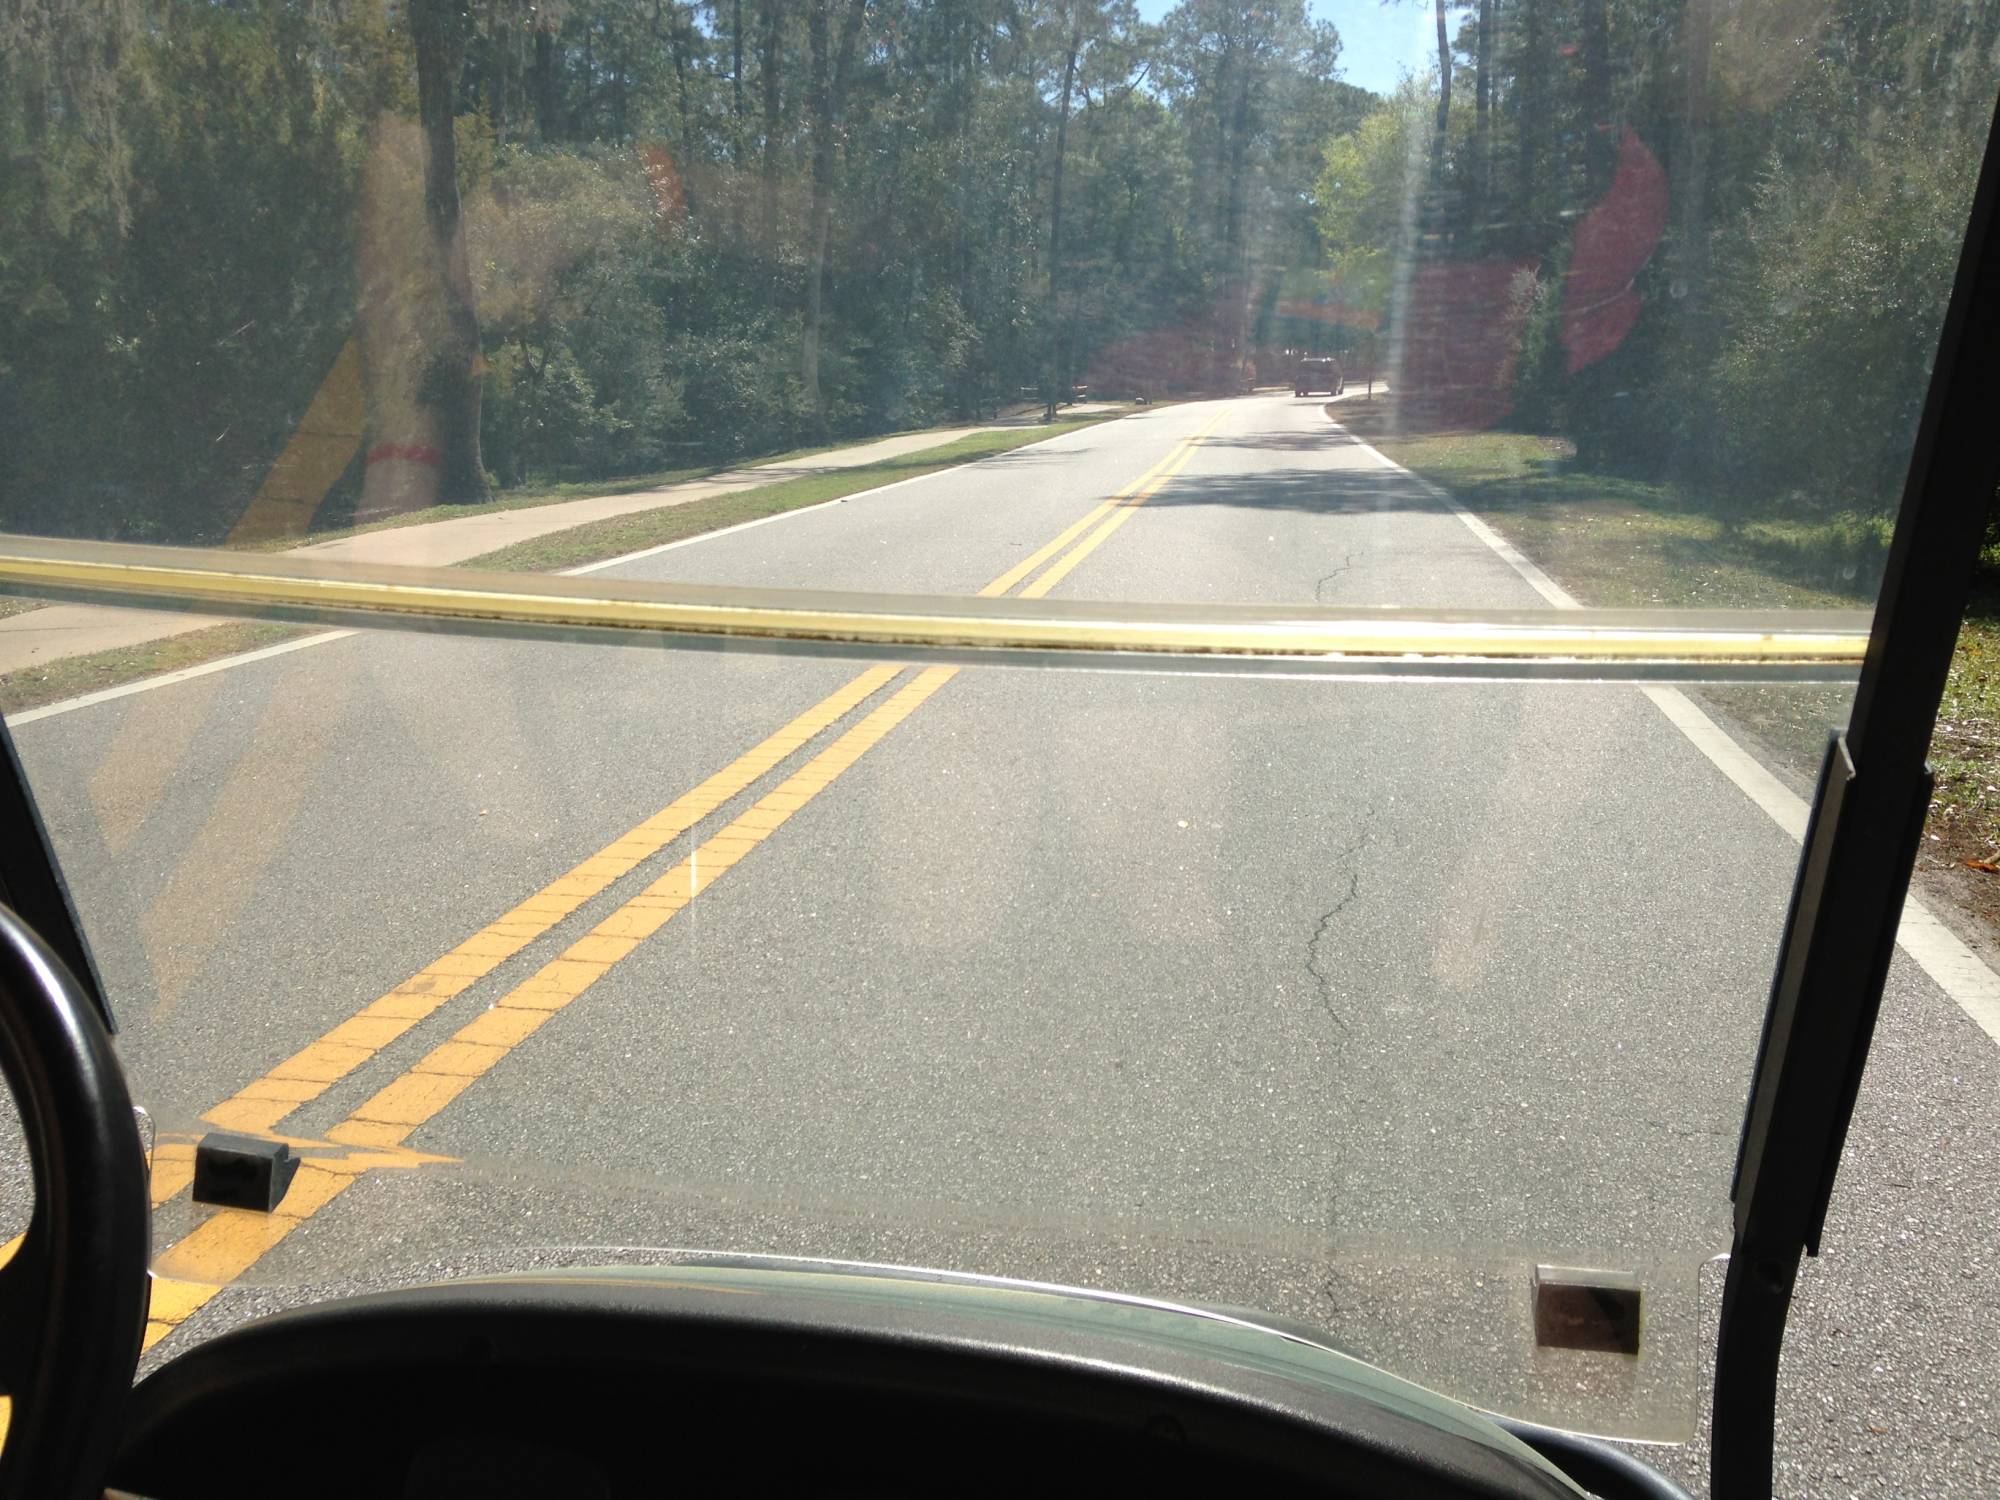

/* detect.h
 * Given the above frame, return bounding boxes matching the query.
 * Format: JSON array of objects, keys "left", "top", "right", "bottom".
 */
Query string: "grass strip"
[
  {"left": 458, "top": 416, "right": 1117, "bottom": 574},
  {"left": 0, "top": 622, "right": 306, "bottom": 717},
  {"left": 242, "top": 417, "right": 1036, "bottom": 554}
]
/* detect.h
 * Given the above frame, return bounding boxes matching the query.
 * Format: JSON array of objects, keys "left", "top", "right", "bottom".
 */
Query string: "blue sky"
[{"left": 1130, "top": 1, "right": 1436, "bottom": 97}]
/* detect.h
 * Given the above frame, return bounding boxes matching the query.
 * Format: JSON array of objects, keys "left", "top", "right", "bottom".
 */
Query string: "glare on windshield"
[{"left": 3, "top": 0, "right": 1997, "bottom": 1479}]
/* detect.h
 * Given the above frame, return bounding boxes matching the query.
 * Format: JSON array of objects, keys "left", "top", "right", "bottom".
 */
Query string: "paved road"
[
  {"left": 5, "top": 394, "right": 1997, "bottom": 1492},
  {"left": 0, "top": 414, "right": 1122, "bottom": 673}
]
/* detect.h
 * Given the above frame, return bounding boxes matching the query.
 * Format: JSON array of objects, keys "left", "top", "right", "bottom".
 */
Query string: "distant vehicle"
[{"left": 1294, "top": 357, "right": 1343, "bottom": 397}]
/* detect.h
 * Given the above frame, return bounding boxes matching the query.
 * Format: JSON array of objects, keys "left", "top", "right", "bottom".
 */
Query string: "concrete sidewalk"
[{"left": 0, "top": 416, "right": 1116, "bottom": 676}]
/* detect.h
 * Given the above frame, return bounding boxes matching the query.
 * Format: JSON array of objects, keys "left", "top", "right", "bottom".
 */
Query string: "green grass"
[
  {"left": 1356, "top": 421, "right": 1867, "bottom": 786},
  {"left": 248, "top": 416, "right": 1020, "bottom": 554},
  {"left": 1356, "top": 425, "right": 1864, "bottom": 610},
  {"left": 459, "top": 416, "right": 1118, "bottom": 573},
  {"left": 0, "top": 621, "right": 305, "bottom": 716},
  {"left": 1929, "top": 604, "right": 2000, "bottom": 861}
]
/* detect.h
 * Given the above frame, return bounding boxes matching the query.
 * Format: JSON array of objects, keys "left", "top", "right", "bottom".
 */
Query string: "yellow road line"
[
  {"left": 322, "top": 667, "right": 958, "bottom": 1150},
  {"left": 138, "top": 406, "right": 1225, "bottom": 1343},
  {"left": 142, "top": 1142, "right": 455, "bottom": 1346},
  {"left": 976, "top": 441, "right": 1192, "bottom": 598},
  {"left": 185, "top": 664, "right": 905, "bottom": 1156},
  {"left": 189, "top": 411, "right": 1224, "bottom": 1149},
  {"left": 149, "top": 669, "right": 959, "bottom": 1322},
  {"left": 1018, "top": 414, "right": 1223, "bottom": 599}
]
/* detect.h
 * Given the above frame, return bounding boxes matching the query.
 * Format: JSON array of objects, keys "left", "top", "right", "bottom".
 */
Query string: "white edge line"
[
  {"left": 1335, "top": 423, "right": 1581, "bottom": 609},
  {"left": 560, "top": 494, "right": 860, "bottom": 575},
  {"left": 5, "top": 629, "right": 357, "bottom": 727},
  {"left": 6, "top": 415, "right": 1130, "bottom": 719},
  {"left": 1336, "top": 416, "right": 2000, "bottom": 1051},
  {"left": 1645, "top": 684, "right": 2000, "bottom": 1050}
]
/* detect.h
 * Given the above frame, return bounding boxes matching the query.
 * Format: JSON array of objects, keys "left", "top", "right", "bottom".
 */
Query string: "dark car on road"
[{"left": 1294, "top": 357, "right": 1343, "bottom": 397}]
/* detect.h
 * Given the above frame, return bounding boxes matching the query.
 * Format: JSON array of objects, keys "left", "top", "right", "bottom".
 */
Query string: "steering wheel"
[{"left": 0, "top": 901, "right": 149, "bottom": 1500}]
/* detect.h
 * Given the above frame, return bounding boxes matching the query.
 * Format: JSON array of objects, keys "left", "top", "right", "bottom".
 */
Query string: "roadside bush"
[
  {"left": 1504, "top": 257, "right": 1567, "bottom": 434},
  {"left": 470, "top": 146, "right": 680, "bottom": 483},
  {"left": 1742, "top": 510, "right": 1897, "bottom": 596},
  {"left": 1, "top": 3, "right": 361, "bottom": 542},
  {"left": 669, "top": 325, "right": 812, "bottom": 460},
  {"left": 1714, "top": 119, "right": 1974, "bottom": 519}
]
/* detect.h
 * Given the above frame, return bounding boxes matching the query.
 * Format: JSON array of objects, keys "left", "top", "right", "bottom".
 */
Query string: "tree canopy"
[{"left": 1, "top": 0, "right": 1991, "bottom": 555}]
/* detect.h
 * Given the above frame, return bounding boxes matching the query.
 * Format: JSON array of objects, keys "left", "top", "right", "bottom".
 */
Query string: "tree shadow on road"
[
  {"left": 1142, "top": 466, "right": 1446, "bottom": 515},
  {"left": 1201, "top": 429, "right": 1372, "bottom": 454}
]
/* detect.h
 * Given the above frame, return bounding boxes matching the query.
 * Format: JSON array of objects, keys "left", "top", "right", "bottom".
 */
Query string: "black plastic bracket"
[{"left": 191, "top": 1132, "right": 300, "bottom": 1213}]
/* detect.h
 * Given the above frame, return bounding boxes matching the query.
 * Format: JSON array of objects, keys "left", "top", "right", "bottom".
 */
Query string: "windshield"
[{"left": 4, "top": 0, "right": 1998, "bottom": 1474}]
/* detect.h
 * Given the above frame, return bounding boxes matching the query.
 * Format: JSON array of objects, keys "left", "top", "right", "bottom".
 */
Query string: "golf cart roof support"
[{"left": 1711, "top": 94, "right": 2000, "bottom": 1498}]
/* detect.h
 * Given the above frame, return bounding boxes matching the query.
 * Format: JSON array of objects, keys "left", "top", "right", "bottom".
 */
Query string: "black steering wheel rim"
[{"left": 0, "top": 901, "right": 149, "bottom": 1500}]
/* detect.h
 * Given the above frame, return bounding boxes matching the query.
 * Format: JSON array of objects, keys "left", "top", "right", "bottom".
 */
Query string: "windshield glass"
[{"left": 3, "top": 0, "right": 1997, "bottom": 1465}]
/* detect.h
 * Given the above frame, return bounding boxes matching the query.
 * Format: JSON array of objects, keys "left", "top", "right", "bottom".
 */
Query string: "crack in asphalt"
[
  {"left": 1306, "top": 814, "right": 1376, "bottom": 1031},
  {"left": 1313, "top": 551, "right": 1356, "bottom": 603}
]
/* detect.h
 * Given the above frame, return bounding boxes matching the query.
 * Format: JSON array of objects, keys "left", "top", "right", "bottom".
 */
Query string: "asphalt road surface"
[{"left": 5, "top": 394, "right": 1997, "bottom": 1493}]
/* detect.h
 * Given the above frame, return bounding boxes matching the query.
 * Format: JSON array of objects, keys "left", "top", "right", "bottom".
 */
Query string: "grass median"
[
  {"left": 0, "top": 622, "right": 308, "bottom": 717},
  {"left": 240, "top": 422, "right": 1011, "bottom": 554},
  {"left": 1334, "top": 398, "right": 2000, "bottom": 936},
  {"left": 1, "top": 414, "right": 1121, "bottom": 717},
  {"left": 460, "top": 415, "right": 1116, "bottom": 573}
]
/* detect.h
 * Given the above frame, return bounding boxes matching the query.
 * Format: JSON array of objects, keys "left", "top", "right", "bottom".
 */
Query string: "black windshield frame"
[{"left": 1710, "top": 90, "right": 2000, "bottom": 1500}]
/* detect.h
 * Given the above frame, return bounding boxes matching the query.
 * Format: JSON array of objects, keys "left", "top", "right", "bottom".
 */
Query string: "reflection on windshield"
[{"left": 3, "top": 0, "right": 1996, "bottom": 1461}]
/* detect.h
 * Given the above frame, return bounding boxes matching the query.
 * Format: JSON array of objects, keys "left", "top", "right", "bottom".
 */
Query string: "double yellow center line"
[{"left": 139, "top": 405, "right": 1227, "bottom": 1349}]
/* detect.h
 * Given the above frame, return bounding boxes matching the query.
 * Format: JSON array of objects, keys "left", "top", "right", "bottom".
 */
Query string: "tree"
[
  {"left": 801, "top": 0, "right": 868, "bottom": 431},
  {"left": 1431, "top": 0, "right": 1451, "bottom": 164},
  {"left": 1043, "top": 0, "right": 1086, "bottom": 420},
  {"left": 759, "top": 0, "right": 787, "bottom": 237},
  {"left": 1162, "top": 0, "right": 1336, "bottom": 385},
  {"left": 4, "top": 0, "right": 1370, "bottom": 536},
  {"left": 410, "top": 0, "right": 493, "bottom": 504}
]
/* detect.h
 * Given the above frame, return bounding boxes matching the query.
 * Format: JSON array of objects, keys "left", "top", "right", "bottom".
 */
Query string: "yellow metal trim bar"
[{"left": 0, "top": 535, "right": 1870, "bottom": 664}]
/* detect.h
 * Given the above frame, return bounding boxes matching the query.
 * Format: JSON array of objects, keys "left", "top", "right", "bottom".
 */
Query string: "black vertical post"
[
  {"left": 0, "top": 720, "right": 114, "bottom": 1031},
  {"left": 1711, "top": 94, "right": 2000, "bottom": 1499}
]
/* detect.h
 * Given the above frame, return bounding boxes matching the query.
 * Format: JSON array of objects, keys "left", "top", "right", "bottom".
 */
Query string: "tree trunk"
[
  {"left": 1516, "top": 0, "right": 1550, "bottom": 225},
  {"left": 491, "top": 15, "right": 511, "bottom": 140},
  {"left": 801, "top": 0, "right": 866, "bottom": 433},
  {"left": 1670, "top": 0, "right": 1713, "bottom": 486},
  {"left": 760, "top": 0, "right": 783, "bottom": 238},
  {"left": 410, "top": 0, "right": 491, "bottom": 504},
  {"left": 1440, "top": 0, "right": 1456, "bottom": 206},
  {"left": 1580, "top": 0, "right": 1613, "bottom": 193},
  {"left": 1217, "top": 65, "right": 1252, "bottom": 389},
  {"left": 1043, "top": 0, "right": 1083, "bottom": 423},
  {"left": 664, "top": 0, "right": 688, "bottom": 140},
  {"left": 534, "top": 25, "right": 559, "bottom": 142},
  {"left": 1475, "top": 0, "right": 1493, "bottom": 209},
  {"left": 951, "top": 21, "right": 980, "bottom": 414},
  {"left": 733, "top": 0, "right": 746, "bottom": 127},
  {"left": 1678, "top": 0, "right": 1712, "bottom": 292},
  {"left": 1440, "top": 0, "right": 1456, "bottom": 144},
  {"left": 356, "top": 122, "right": 442, "bottom": 519}
]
